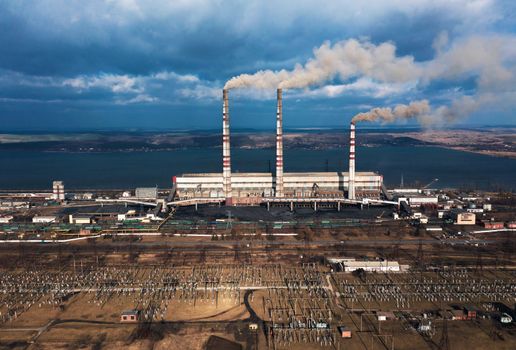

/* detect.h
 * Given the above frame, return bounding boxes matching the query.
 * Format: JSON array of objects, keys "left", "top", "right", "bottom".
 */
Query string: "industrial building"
[
  {"left": 328, "top": 258, "right": 402, "bottom": 272},
  {"left": 32, "top": 215, "right": 57, "bottom": 223},
  {"left": 135, "top": 187, "right": 158, "bottom": 200},
  {"left": 173, "top": 89, "right": 384, "bottom": 206},
  {"left": 451, "top": 210, "right": 476, "bottom": 225},
  {"left": 68, "top": 214, "right": 93, "bottom": 224},
  {"left": 175, "top": 172, "right": 382, "bottom": 203},
  {"left": 0, "top": 215, "right": 13, "bottom": 223},
  {"left": 52, "top": 181, "right": 65, "bottom": 201}
]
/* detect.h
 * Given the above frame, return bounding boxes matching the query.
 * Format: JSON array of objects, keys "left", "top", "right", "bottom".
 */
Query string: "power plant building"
[
  {"left": 175, "top": 172, "right": 382, "bottom": 204},
  {"left": 174, "top": 89, "right": 384, "bottom": 205}
]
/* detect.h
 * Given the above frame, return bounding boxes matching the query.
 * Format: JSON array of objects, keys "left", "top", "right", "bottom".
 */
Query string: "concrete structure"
[
  {"left": 32, "top": 215, "right": 57, "bottom": 223},
  {"left": 52, "top": 181, "right": 65, "bottom": 201},
  {"left": 348, "top": 122, "right": 356, "bottom": 200},
  {"left": 275, "top": 88, "right": 284, "bottom": 197},
  {"left": 408, "top": 196, "right": 438, "bottom": 207},
  {"left": 135, "top": 187, "right": 157, "bottom": 200},
  {"left": 68, "top": 214, "right": 92, "bottom": 224},
  {"left": 451, "top": 210, "right": 476, "bottom": 225},
  {"left": 175, "top": 172, "right": 382, "bottom": 204},
  {"left": 222, "top": 89, "right": 232, "bottom": 205}
]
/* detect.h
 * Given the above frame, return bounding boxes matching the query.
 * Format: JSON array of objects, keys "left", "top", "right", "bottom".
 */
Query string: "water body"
[{"left": 0, "top": 146, "right": 514, "bottom": 190}]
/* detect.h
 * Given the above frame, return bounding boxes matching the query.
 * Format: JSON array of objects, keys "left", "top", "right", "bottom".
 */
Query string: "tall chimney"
[
  {"left": 275, "top": 88, "right": 284, "bottom": 197},
  {"left": 222, "top": 89, "right": 233, "bottom": 205},
  {"left": 348, "top": 122, "right": 356, "bottom": 200}
]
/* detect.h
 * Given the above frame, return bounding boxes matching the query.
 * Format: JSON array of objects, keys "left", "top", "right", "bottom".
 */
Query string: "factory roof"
[
  {"left": 179, "top": 171, "right": 379, "bottom": 177},
  {"left": 344, "top": 260, "right": 400, "bottom": 268},
  {"left": 181, "top": 172, "right": 271, "bottom": 177}
]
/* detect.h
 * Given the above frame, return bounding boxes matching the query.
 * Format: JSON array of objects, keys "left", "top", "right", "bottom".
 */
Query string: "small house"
[
  {"left": 338, "top": 326, "right": 352, "bottom": 338},
  {"left": 120, "top": 309, "right": 140, "bottom": 323}
]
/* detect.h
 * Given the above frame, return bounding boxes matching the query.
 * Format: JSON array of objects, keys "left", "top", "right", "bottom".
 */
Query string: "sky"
[{"left": 0, "top": 0, "right": 515, "bottom": 131}]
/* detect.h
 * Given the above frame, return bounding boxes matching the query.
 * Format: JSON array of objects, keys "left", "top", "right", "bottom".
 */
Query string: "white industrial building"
[
  {"left": 117, "top": 209, "right": 160, "bottom": 222},
  {"left": 328, "top": 258, "right": 401, "bottom": 272},
  {"left": 396, "top": 196, "right": 438, "bottom": 207},
  {"left": 32, "top": 215, "right": 57, "bottom": 223},
  {"left": 0, "top": 215, "right": 13, "bottom": 223},
  {"left": 135, "top": 187, "right": 158, "bottom": 200},
  {"left": 173, "top": 89, "right": 385, "bottom": 206},
  {"left": 342, "top": 260, "right": 401, "bottom": 272},
  {"left": 68, "top": 214, "right": 93, "bottom": 224},
  {"left": 175, "top": 171, "right": 383, "bottom": 204}
]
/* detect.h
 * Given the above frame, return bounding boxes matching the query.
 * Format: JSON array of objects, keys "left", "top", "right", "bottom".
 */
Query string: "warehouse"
[
  {"left": 68, "top": 214, "right": 93, "bottom": 224},
  {"left": 328, "top": 258, "right": 401, "bottom": 272},
  {"left": 451, "top": 210, "right": 476, "bottom": 225},
  {"left": 32, "top": 215, "right": 57, "bottom": 223}
]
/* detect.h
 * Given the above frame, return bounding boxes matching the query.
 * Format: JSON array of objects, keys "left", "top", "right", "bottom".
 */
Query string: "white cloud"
[
  {"left": 299, "top": 78, "right": 416, "bottom": 99},
  {"left": 115, "top": 94, "right": 158, "bottom": 104},
  {"left": 63, "top": 74, "right": 141, "bottom": 93}
]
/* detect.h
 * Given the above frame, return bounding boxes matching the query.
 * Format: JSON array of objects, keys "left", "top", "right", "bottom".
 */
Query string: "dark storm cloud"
[{"left": 0, "top": 0, "right": 515, "bottom": 130}]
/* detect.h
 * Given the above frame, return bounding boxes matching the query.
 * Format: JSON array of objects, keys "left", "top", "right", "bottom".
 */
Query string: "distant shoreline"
[{"left": 0, "top": 128, "right": 514, "bottom": 159}]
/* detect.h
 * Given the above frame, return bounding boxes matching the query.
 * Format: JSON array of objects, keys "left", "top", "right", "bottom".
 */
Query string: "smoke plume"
[
  {"left": 224, "top": 34, "right": 516, "bottom": 126},
  {"left": 225, "top": 35, "right": 516, "bottom": 91},
  {"left": 352, "top": 95, "right": 490, "bottom": 126},
  {"left": 224, "top": 39, "right": 420, "bottom": 90},
  {"left": 351, "top": 100, "right": 430, "bottom": 124}
]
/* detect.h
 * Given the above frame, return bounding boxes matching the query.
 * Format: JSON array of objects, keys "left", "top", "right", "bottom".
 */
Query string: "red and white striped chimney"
[
  {"left": 348, "top": 122, "right": 356, "bottom": 200},
  {"left": 275, "top": 88, "right": 284, "bottom": 197},
  {"left": 222, "top": 89, "right": 233, "bottom": 205}
]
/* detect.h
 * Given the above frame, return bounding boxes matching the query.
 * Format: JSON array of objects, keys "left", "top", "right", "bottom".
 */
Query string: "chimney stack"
[
  {"left": 222, "top": 89, "right": 233, "bottom": 205},
  {"left": 275, "top": 88, "right": 284, "bottom": 197},
  {"left": 348, "top": 122, "right": 356, "bottom": 200}
]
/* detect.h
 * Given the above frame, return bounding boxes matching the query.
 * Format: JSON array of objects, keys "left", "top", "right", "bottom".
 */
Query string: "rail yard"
[{"left": 0, "top": 187, "right": 515, "bottom": 349}]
